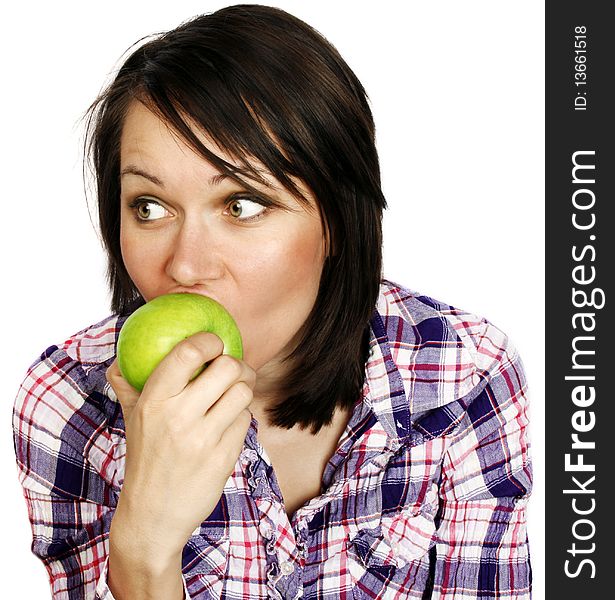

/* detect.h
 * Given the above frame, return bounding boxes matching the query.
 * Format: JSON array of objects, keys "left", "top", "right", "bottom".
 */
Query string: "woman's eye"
[
  {"left": 129, "top": 198, "right": 169, "bottom": 221},
  {"left": 225, "top": 197, "right": 268, "bottom": 222}
]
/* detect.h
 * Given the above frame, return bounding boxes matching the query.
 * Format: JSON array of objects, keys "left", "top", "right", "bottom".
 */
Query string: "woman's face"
[{"left": 119, "top": 101, "right": 326, "bottom": 372}]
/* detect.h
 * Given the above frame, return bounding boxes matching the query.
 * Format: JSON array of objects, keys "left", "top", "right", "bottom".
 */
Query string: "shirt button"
[{"left": 280, "top": 561, "right": 295, "bottom": 576}]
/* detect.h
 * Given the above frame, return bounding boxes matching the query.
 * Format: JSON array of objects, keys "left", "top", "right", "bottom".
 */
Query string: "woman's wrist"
[
  {"left": 110, "top": 497, "right": 184, "bottom": 570},
  {"left": 108, "top": 524, "right": 185, "bottom": 600}
]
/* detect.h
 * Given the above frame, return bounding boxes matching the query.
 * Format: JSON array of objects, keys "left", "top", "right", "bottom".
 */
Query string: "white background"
[{"left": 0, "top": 1, "right": 544, "bottom": 597}]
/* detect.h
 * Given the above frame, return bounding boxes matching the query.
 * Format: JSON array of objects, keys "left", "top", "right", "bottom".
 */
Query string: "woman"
[{"left": 13, "top": 4, "right": 532, "bottom": 599}]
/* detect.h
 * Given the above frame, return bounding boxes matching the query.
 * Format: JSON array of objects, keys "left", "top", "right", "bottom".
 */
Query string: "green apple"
[{"left": 117, "top": 293, "right": 243, "bottom": 391}]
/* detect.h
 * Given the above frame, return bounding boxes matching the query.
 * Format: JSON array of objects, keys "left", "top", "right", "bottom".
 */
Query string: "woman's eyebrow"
[{"left": 120, "top": 165, "right": 231, "bottom": 187}]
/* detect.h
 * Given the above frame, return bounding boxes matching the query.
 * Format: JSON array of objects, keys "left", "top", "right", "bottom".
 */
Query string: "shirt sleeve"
[
  {"left": 12, "top": 347, "right": 192, "bottom": 599},
  {"left": 431, "top": 331, "right": 533, "bottom": 599}
]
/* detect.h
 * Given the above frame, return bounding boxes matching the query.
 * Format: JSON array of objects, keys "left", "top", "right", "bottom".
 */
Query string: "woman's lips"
[{"left": 170, "top": 287, "right": 220, "bottom": 303}]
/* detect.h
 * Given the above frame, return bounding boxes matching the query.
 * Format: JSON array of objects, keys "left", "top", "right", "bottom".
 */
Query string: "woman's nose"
[{"left": 164, "top": 222, "right": 225, "bottom": 286}]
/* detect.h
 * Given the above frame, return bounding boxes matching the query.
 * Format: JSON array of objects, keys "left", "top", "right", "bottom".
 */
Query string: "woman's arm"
[
  {"left": 108, "top": 514, "right": 186, "bottom": 600},
  {"left": 104, "top": 331, "right": 253, "bottom": 597},
  {"left": 13, "top": 344, "right": 125, "bottom": 599},
  {"left": 13, "top": 330, "right": 253, "bottom": 599}
]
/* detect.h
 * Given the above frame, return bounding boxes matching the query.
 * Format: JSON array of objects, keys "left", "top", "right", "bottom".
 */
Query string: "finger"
[
  {"left": 216, "top": 408, "right": 253, "bottom": 469},
  {"left": 183, "top": 354, "right": 256, "bottom": 417},
  {"left": 202, "top": 381, "right": 254, "bottom": 438},
  {"left": 142, "top": 331, "right": 225, "bottom": 399},
  {"left": 106, "top": 359, "right": 140, "bottom": 409}
]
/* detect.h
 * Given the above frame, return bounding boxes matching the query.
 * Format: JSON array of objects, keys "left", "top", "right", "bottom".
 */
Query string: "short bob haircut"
[{"left": 85, "top": 3, "right": 387, "bottom": 433}]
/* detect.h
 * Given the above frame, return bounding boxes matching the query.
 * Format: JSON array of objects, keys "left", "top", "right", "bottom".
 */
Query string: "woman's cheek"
[{"left": 120, "top": 234, "right": 161, "bottom": 300}]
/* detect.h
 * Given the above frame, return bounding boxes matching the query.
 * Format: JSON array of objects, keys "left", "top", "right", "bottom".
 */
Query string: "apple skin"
[{"left": 117, "top": 293, "right": 243, "bottom": 392}]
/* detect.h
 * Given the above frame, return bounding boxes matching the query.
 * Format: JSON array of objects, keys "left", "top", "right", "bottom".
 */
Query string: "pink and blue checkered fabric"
[{"left": 13, "top": 279, "right": 532, "bottom": 599}]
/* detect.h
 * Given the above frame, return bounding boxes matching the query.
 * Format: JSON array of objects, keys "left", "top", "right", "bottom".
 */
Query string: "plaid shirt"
[{"left": 13, "top": 279, "right": 532, "bottom": 599}]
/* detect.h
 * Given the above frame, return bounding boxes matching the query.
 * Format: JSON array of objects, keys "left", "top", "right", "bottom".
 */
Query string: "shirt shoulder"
[
  {"left": 371, "top": 279, "right": 523, "bottom": 416},
  {"left": 13, "top": 314, "right": 126, "bottom": 498},
  {"left": 23, "top": 312, "right": 123, "bottom": 391}
]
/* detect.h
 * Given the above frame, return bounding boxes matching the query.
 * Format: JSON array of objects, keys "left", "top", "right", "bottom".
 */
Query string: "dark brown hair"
[{"left": 85, "top": 4, "right": 387, "bottom": 433}]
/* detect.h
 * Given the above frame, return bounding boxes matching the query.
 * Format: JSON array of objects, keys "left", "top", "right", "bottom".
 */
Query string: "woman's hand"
[{"left": 106, "top": 331, "right": 255, "bottom": 567}]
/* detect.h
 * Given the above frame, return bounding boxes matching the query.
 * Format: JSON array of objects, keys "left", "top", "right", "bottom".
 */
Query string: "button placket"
[
  {"left": 295, "top": 524, "right": 309, "bottom": 568},
  {"left": 266, "top": 535, "right": 278, "bottom": 556},
  {"left": 270, "top": 559, "right": 303, "bottom": 600},
  {"left": 267, "top": 561, "right": 281, "bottom": 583}
]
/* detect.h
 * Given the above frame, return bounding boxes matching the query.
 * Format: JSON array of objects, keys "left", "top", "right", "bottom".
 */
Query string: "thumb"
[{"left": 106, "top": 358, "right": 140, "bottom": 425}]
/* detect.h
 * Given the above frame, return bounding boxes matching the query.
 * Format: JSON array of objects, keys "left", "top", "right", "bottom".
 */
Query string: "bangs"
[{"left": 128, "top": 30, "right": 316, "bottom": 209}]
